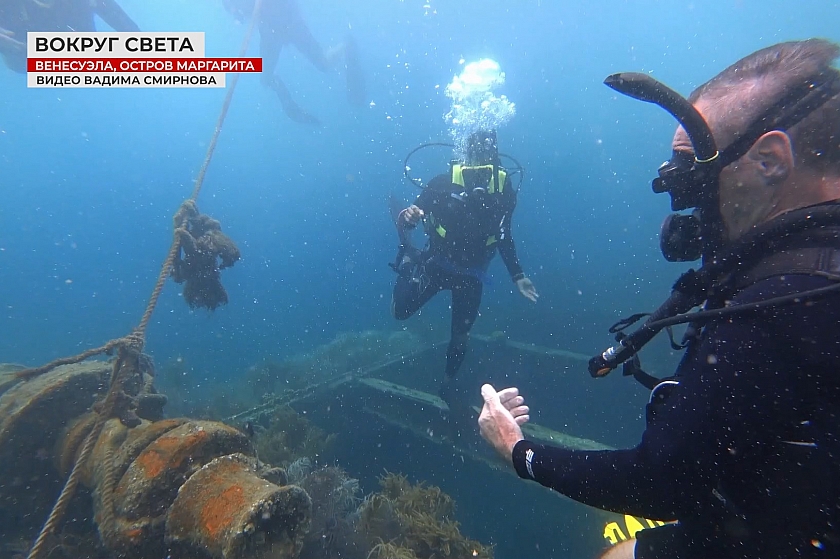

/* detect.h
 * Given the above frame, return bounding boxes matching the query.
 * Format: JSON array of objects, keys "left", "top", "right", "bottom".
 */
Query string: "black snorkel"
[
  {"left": 604, "top": 73, "right": 724, "bottom": 264},
  {"left": 604, "top": 73, "right": 718, "bottom": 160},
  {"left": 589, "top": 73, "right": 725, "bottom": 379},
  {"left": 589, "top": 70, "right": 840, "bottom": 379}
]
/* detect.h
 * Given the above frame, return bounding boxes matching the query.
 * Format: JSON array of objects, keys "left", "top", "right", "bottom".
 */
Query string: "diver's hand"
[
  {"left": 516, "top": 277, "right": 538, "bottom": 303},
  {"left": 398, "top": 205, "right": 424, "bottom": 228},
  {"left": 478, "top": 384, "right": 528, "bottom": 464}
]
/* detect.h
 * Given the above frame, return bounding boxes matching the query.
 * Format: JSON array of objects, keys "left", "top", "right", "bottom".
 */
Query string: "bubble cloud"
[{"left": 444, "top": 59, "right": 516, "bottom": 161}]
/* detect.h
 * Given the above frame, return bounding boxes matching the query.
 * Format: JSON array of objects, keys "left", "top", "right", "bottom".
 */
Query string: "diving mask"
[{"left": 606, "top": 70, "right": 840, "bottom": 263}]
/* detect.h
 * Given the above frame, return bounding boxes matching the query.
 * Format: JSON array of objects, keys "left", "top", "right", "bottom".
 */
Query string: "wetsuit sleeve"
[
  {"left": 412, "top": 189, "right": 434, "bottom": 213},
  {"left": 498, "top": 183, "right": 524, "bottom": 281},
  {"left": 511, "top": 440, "right": 681, "bottom": 520},
  {"left": 510, "top": 275, "right": 840, "bottom": 520},
  {"left": 405, "top": 174, "right": 447, "bottom": 228}
]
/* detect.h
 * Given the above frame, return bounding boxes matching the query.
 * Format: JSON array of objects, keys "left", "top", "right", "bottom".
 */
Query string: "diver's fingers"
[
  {"left": 514, "top": 415, "right": 530, "bottom": 426},
  {"left": 480, "top": 383, "right": 499, "bottom": 403},
  {"left": 404, "top": 207, "right": 423, "bottom": 223},
  {"left": 509, "top": 405, "right": 529, "bottom": 418},
  {"left": 496, "top": 387, "right": 520, "bottom": 405},
  {"left": 503, "top": 396, "right": 525, "bottom": 410}
]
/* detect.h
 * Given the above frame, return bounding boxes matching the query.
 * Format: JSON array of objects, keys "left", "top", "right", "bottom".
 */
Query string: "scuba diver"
[
  {"left": 0, "top": 0, "right": 139, "bottom": 73},
  {"left": 223, "top": 0, "right": 366, "bottom": 125},
  {"left": 479, "top": 38, "right": 840, "bottom": 559},
  {"left": 391, "top": 129, "right": 538, "bottom": 434}
]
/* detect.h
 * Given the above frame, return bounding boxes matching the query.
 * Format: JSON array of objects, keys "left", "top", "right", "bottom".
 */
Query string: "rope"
[
  {"left": 14, "top": 339, "right": 120, "bottom": 381},
  {"left": 138, "top": 0, "right": 263, "bottom": 340},
  {"left": 98, "top": 442, "right": 117, "bottom": 543},
  {"left": 26, "top": 416, "right": 105, "bottom": 559},
  {"left": 23, "top": 1, "right": 265, "bottom": 556},
  {"left": 14, "top": 332, "right": 144, "bottom": 381}
]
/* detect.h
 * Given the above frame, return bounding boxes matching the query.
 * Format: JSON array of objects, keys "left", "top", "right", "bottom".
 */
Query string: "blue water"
[{"left": 2, "top": 1, "right": 840, "bottom": 557}]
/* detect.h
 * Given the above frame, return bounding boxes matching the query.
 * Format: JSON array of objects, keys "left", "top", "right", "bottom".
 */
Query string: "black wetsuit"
[
  {"left": 258, "top": 0, "right": 327, "bottom": 70},
  {"left": 512, "top": 261, "right": 840, "bottom": 557},
  {"left": 1, "top": 0, "right": 139, "bottom": 73},
  {"left": 392, "top": 172, "right": 524, "bottom": 380}
]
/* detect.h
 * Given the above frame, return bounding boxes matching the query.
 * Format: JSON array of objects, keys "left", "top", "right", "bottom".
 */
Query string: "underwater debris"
[
  {"left": 253, "top": 406, "right": 336, "bottom": 467},
  {"left": 244, "top": 330, "right": 423, "bottom": 401},
  {"left": 83, "top": 417, "right": 311, "bottom": 559},
  {"left": 303, "top": 330, "right": 423, "bottom": 377},
  {"left": 1, "top": 360, "right": 315, "bottom": 559},
  {"left": 2, "top": 361, "right": 494, "bottom": 559},
  {"left": 166, "top": 453, "right": 312, "bottom": 559},
  {"left": 0, "top": 362, "right": 112, "bottom": 535},
  {"left": 171, "top": 200, "right": 241, "bottom": 311}
]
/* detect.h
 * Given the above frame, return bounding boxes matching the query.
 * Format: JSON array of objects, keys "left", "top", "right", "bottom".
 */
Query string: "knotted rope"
[{"left": 23, "top": 2, "right": 264, "bottom": 557}]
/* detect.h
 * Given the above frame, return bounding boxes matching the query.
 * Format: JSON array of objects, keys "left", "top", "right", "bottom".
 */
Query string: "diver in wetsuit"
[
  {"left": 479, "top": 39, "right": 840, "bottom": 559},
  {"left": 0, "top": 0, "right": 139, "bottom": 73},
  {"left": 223, "top": 0, "right": 365, "bottom": 125},
  {"left": 392, "top": 130, "right": 538, "bottom": 426}
]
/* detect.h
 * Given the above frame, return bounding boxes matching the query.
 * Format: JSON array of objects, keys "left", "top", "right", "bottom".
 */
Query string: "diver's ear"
[{"left": 750, "top": 130, "right": 793, "bottom": 185}]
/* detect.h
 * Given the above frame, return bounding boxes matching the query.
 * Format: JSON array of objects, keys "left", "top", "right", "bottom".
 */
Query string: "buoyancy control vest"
[
  {"left": 425, "top": 163, "right": 511, "bottom": 250},
  {"left": 589, "top": 202, "right": 840, "bottom": 382}
]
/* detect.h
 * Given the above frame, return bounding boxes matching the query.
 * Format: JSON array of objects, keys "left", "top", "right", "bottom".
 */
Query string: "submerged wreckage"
[{"left": 0, "top": 333, "right": 613, "bottom": 558}]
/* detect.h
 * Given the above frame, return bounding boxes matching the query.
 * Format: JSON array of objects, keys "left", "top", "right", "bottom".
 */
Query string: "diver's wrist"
[{"left": 511, "top": 272, "right": 525, "bottom": 283}]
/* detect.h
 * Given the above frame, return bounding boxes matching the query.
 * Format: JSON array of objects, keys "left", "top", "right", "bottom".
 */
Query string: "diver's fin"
[{"left": 344, "top": 34, "right": 366, "bottom": 106}]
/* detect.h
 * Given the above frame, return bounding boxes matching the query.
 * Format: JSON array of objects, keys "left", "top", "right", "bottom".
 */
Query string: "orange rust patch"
[
  {"left": 134, "top": 429, "right": 209, "bottom": 478},
  {"left": 134, "top": 448, "right": 167, "bottom": 478},
  {"left": 123, "top": 527, "right": 144, "bottom": 541},
  {"left": 201, "top": 485, "right": 245, "bottom": 539}
]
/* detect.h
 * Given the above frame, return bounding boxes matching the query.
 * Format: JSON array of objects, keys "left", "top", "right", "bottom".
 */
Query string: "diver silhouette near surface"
[
  {"left": 223, "top": 0, "right": 366, "bottom": 125},
  {"left": 0, "top": 0, "right": 139, "bottom": 73}
]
